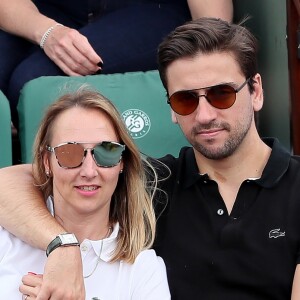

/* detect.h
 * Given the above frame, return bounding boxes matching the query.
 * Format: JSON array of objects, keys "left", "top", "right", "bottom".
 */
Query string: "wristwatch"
[{"left": 46, "top": 233, "right": 80, "bottom": 257}]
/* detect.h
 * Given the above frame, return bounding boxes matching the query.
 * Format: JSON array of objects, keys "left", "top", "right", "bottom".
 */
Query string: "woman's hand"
[
  {"left": 43, "top": 25, "right": 102, "bottom": 76},
  {"left": 19, "top": 247, "right": 85, "bottom": 300},
  {"left": 20, "top": 273, "right": 43, "bottom": 299}
]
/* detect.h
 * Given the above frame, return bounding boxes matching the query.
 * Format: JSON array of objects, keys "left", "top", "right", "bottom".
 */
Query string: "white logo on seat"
[{"left": 122, "top": 109, "right": 151, "bottom": 139}]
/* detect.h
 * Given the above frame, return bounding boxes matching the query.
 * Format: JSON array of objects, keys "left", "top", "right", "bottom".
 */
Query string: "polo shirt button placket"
[
  {"left": 81, "top": 243, "right": 89, "bottom": 252},
  {"left": 217, "top": 209, "right": 224, "bottom": 216}
]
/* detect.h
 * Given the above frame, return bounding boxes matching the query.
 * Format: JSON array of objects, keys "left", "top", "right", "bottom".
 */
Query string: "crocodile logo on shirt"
[{"left": 269, "top": 228, "right": 285, "bottom": 238}]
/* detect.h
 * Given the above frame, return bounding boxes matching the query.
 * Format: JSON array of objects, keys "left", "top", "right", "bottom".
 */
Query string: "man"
[
  {"left": 153, "top": 18, "right": 300, "bottom": 299},
  {"left": 0, "top": 18, "right": 300, "bottom": 299}
]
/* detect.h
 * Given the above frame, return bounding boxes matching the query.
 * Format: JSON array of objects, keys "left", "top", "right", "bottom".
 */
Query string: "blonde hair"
[{"left": 32, "top": 87, "right": 157, "bottom": 263}]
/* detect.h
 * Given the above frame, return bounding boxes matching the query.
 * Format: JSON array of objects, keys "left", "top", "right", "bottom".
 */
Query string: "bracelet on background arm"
[{"left": 40, "top": 23, "right": 63, "bottom": 49}]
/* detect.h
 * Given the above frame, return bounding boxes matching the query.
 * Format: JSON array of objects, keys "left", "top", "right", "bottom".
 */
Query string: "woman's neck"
[{"left": 53, "top": 207, "right": 111, "bottom": 242}]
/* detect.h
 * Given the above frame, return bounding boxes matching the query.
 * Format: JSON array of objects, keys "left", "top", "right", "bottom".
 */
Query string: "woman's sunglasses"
[
  {"left": 46, "top": 141, "right": 125, "bottom": 169},
  {"left": 167, "top": 78, "right": 250, "bottom": 116}
]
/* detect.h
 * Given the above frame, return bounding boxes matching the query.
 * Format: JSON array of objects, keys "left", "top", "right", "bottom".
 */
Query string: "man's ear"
[
  {"left": 252, "top": 73, "right": 264, "bottom": 112},
  {"left": 171, "top": 110, "right": 178, "bottom": 124}
]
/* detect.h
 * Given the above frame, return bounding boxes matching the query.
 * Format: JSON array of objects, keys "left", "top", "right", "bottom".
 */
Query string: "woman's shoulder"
[
  {"left": 130, "top": 248, "right": 167, "bottom": 276},
  {"left": 0, "top": 225, "right": 16, "bottom": 246},
  {"left": 135, "top": 248, "right": 164, "bottom": 263},
  {"left": 118, "top": 248, "right": 167, "bottom": 276},
  {"left": 0, "top": 226, "right": 44, "bottom": 258},
  {"left": 120, "top": 249, "right": 170, "bottom": 299},
  {"left": 0, "top": 225, "right": 29, "bottom": 261}
]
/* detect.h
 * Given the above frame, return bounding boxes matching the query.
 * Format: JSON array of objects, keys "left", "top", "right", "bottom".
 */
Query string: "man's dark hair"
[{"left": 157, "top": 17, "right": 258, "bottom": 93}]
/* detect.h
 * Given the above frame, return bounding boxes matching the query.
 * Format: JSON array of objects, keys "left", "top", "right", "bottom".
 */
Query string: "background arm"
[
  {"left": 188, "top": 0, "right": 233, "bottom": 22},
  {"left": 0, "top": 0, "right": 100, "bottom": 75}
]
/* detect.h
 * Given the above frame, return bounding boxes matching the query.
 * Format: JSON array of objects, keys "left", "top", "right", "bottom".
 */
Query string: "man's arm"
[
  {"left": 291, "top": 264, "right": 300, "bottom": 299},
  {"left": 0, "top": 164, "right": 62, "bottom": 248},
  {"left": 0, "top": 165, "right": 85, "bottom": 299},
  {"left": 188, "top": 0, "right": 233, "bottom": 22}
]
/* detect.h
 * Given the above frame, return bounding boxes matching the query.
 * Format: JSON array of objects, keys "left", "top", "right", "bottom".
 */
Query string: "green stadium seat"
[
  {"left": 0, "top": 91, "right": 13, "bottom": 167},
  {"left": 18, "top": 70, "right": 188, "bottom": 163}
]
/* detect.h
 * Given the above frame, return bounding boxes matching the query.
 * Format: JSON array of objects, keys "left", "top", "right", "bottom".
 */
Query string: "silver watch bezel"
[{"left": 58, "top": 233, "right": 79, "bottom": 245}]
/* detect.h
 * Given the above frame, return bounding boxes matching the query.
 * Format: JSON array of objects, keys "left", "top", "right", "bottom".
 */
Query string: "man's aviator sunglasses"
[
  {"left": 167, "top": 78, "right": 250, "bottom": 116},
  {"left": 46, "top": 141, "right": 125, "bottom": 169}
]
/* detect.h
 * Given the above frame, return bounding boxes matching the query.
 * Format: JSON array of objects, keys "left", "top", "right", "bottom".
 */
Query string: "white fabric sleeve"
[{"left": 129, "top": 249, "right": 171, "bottom": 300}]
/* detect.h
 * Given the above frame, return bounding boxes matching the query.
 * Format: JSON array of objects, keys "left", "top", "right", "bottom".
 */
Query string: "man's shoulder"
[{"left": 158, "top": 146, "right": 193, "bottom": 168}]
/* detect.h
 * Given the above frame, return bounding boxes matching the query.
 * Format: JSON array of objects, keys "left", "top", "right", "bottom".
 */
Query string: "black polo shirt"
[{"left": 153, "top": 138, "right": 300, "bottom": 300}]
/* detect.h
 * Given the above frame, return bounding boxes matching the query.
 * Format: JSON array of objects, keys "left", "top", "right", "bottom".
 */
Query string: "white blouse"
[{"left": 0, "top": 201, "right": 170, "bottom": 299}]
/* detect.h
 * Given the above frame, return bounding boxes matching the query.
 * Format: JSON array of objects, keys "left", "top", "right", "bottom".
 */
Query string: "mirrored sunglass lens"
[
  {"left": 55, "top": 144, "right": 84, "bottom": 167},
  {"left": 207, "top": 85, "right": 236, "bottom": 109},
  {"left": 170, "top": 91, "right": 199, "bottom": 115},
  {"left": 93, "top": 142, "right": 124, "bottom": 167}
]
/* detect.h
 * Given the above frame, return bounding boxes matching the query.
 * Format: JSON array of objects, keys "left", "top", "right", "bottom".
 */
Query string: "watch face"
[{"left": 60, "top": 233, "right": 78, "bottom": 244}]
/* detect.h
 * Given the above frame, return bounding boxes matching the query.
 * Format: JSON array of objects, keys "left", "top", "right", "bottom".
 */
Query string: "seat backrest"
[
  {"left": 18, "top": 70, "right": 188, "bottom": 163},
  {"left": 0, "top": 91, "right": 12, "bottom": 167}
]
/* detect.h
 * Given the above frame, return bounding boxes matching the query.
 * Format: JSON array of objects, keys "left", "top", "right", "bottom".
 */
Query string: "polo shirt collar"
[
  {"left": 256, "top": 137, "right": 290, "bottom": 187},
  {"left": 183, "top": 147, "right": 206, "bottom": 188},
  {"left": 89, "top": 223, "right": 119, "bottom": 262},
  {"left": 182, "top": 137, "right": 290, "bottom": 189}
]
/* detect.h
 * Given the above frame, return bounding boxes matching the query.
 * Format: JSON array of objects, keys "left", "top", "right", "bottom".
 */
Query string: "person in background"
[
  {"left": 0, "top": 0, "right": 233, "bottom": 128},
  {"left": 0, "top": 88, "right": 170, "bottom": 299}
]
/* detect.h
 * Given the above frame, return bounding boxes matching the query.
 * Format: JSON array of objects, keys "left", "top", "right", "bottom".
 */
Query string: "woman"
[{"left": 0, "top": 88, "right": 170, "bottom": 299}]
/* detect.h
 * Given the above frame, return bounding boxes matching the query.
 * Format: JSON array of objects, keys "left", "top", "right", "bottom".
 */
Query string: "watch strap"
[{"left": 46, "top": 233, "right": 79, "bottom": 257}]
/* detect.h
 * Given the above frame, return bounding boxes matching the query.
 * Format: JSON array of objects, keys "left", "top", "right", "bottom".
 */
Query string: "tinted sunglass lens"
[
  {"left": 93, "top": 142, "right": 124, "bottom": 167},
  {"left": 207, "top": 85, "right": 236, "bottom": 109},
  {"left": 170, "top": 91, "right": 199, "bottom": 115},
  {"left": 55, "top": 144, "right": 84, "bottom": 168}
]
